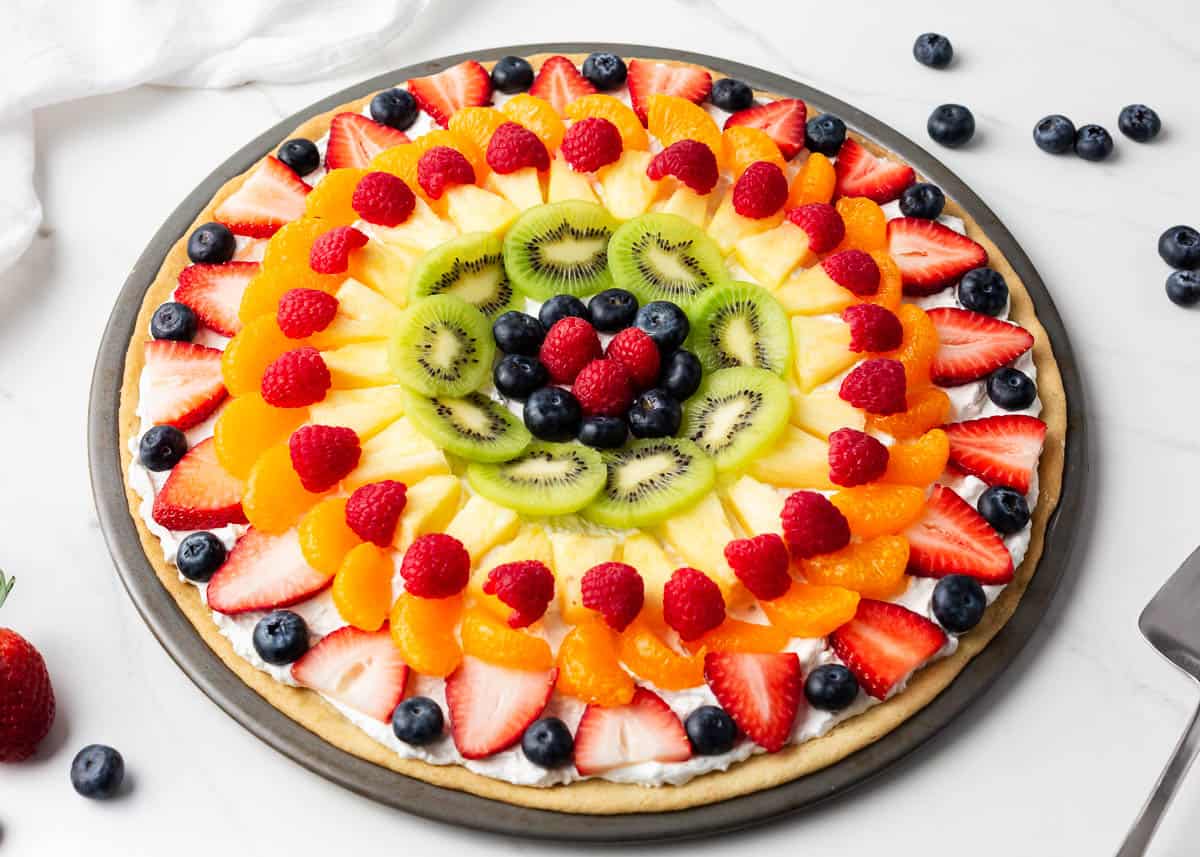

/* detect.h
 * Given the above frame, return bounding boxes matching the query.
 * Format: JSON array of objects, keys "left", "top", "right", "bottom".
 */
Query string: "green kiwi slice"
[
  {"left": 410, "top": 232, "right": 518, "bottom": 319},
  {"left": 680, "top": 367, "right": 790, "bottom": 473},
  {"left": 388, "top": 294, "right": 494, "bottom": 397},
  {"left": 467, "top": 442, "right": 606, "bottom": 516},
  {"left": 401, "top": 389, "right": 531, "bottom": 463},
  {"left": 582, "top": 438, "right": 716, "bottom": 529},
  {"left": 687, "top": 282, "right": 792, "bottom": 375},
  {"left": 503, "top": 201, "right": 618, "bottom": 300},
  {"left": 607, "top": 213, "right": 729, "bottom": 309}
]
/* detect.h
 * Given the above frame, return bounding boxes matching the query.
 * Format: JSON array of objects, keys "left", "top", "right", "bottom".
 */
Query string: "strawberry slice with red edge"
[
  {"left": 213, "top": 156, "right": 310, "bottom": 238},
  {"left": 886, "top": 217, "right": 988, "bottom": 295},
  {"left": 724, "top": 99, "right": 808, "bottom": 159},
  {"left": 444, "top": 656, "right": 556, "bottom": 759},
  {"left": 325, "top": 112, "right": 411, "bottom": 170},
  {"left": 944, "top": 415, "right": 1047, "bottom": 495},
  {"left": 626, "top": 59, "right": 713, "bottom": 123},
  {"left": 574, "top": 687, "right": 691, "bottom": 775},
  {"left": 407, "top": 60, "right": 492, "bottom": 128},
  {"left": 291, "top": 626, "right": 408, "bottom": 722},
  {"left": 829, "top": 599, "right": 948, "bottom": 699},
  {"left": 207, "top": 527, "right": 332, "bottom": 615},
  {"left": 926, "top": 306, "right": 1035, "bottom": 386},
  {"left": 903, "top": 484, "right": 1015, "bottom": 584},
  {"left": 833, "top": 138, "right": 915, "bottom": 205},
  {"left": 151, "top": 437, "right": 247, "bottom": 531},
  {"left": 140, "top": 339, "right": 227, "bottom": 430},
  {"left": 175, "top": 261, "right": 258, "bottom": 337},
  {"left": 703, "top": 651, "right": 802, "bottom": 752},
  {"left": 528, "top": 55, "right": 596, "bottom": 116}
]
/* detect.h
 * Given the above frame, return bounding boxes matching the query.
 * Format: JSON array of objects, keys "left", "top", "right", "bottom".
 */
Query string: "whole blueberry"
[
  {"left": 928, "top": 104, "right": 975, "bottom": 148},
  {"left": 276, "top": 138, "right": 321, "bottom": 176},
  {"left": 176, "top": 532, "right": 227, "bottom": 583},
  {"left": 931, "top": 574, "right": 988, "bottom": 634},
  {"left": 1159, "top": 225, "right": 1200, "bottom": 270},
  {"left": 494, "top": 354, "right": 549, "bottom": 399},
  {"left": 538, "top": 294, "right": 589, "bottom": 330},
  {"left": 987, "top": 367, "right": 1037, "bottom": 411},
  {"left": 1032, "top": 115, "right": 1076, "bottom": 154},
  {"left": 913, "top": 32, "right": 953, "bottom": 68},
  {"left": 581, "top": 52, "right": 627, "bottom": 91},
  {"left": 685, "top": 705, "right": 738, "bottom": 755},
  {"left": 138, "top": 425, "right": 188, "bottom": 471},
  {"left": 957, "top": 267, "right": 1009, "bottom": 316},
  {"left": 491, "top": 55, "right": 534, "bottom": 94},
  {"left": 524, "top": 387, "right": 583, "bottom": 441},
  {"left": 1074, "top": 124, "right": 1113, "bottom": 162},
  {"left": 71, "top": 745, "right": 125, "bottom": 799},
  {"left": 587, "top": 288, "right": 639, "bottom": 332},
  {"left": 898, "top": 183, "right": 946, "bottom": 220},
  {"left": 1118, "top": 104, "right": 1161, "bottom": 143},
  {"left": 392, "top": 696, "right": 444, "bottom": 746},
  {"left": 634, "top": 301, "right": 690, "bottom": 352},
  {"left": 252, "top": 610, "right": 310, "bottom": 666},
  {"left": 578, "top": 415, "right": 628, "bottom": 449},
  {"left": 187, "top": 222, "right": 236, "bottom": 265},
  {"left": 369, "top": 88, "right": 419, "bottom": 131},
  {"left": 978, "top": 485, "right": 1030, "bottom": 534},
  {"left": 521, "top": 717, "right": 574, "bottom": 767},
  {"left": 150, "top": 301, "right": 198, "bottom": 342},
  {"left": 659, "top": 349, "right": 703, "bottom": 400},
  {"left": 628, "top": 388, "right": 682, "bottom": 438},
  {"left": 804, "top": 114, "right": 847, "bottom": 156},
  {"left": 804, "top": 664, "right": 860, "bottom": 711},
  {"left": 492, "top": 310, "right": 545, "bottom": 355},
  {"left": 1167, "top": 270, "right": 1200, "bottom": 308},
  {"left": 711, "top": 78, "right": 754, "bottom": 113}
]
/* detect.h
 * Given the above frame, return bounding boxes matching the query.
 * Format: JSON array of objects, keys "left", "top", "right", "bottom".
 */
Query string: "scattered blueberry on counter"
[
  {"left": 1166, "top": 270, "right": 1200, "bottom": 308},
  {"left": 581, "top": 52, "right": 627, "bottom": 91},
  {"left": 804, "top": 114, "right": 846, "bottom": 156},
  {"left": 70, "top": 745, "right": 125, "bottom": 800},
  {"left": 277, "top": 138, "right": 321, "bottom": 176},
  {"left": 392, "top": 696, "right": 445, "bottom": 746},
  {"left": 1033, "top": 115, "right": 1076, "bottom": 154},
  {"left": 522, "top": 717, "right": 574, "bottom": 767},
  {"left": 492, "top": 310, "right": 545, "bottom": 356},
  {"left": 494, "top": 353, "right": 549, "bottom": 399},
  {"left": 685, "top": 705, "right": 738, "bottom": 755},
  {"left": 369, "top": 88, "right": 419, "bottom": 132},
  {"left": 957, "top": 267, "right": 1009, "bottom": 316},
  {"left": 490, "top": 55, "right": 534, "bottom": 94},
  {"left": 524, "top": 386, "right": 583, "bottom": 441},
  {"left": 931, "top": 575, "right": 987, "bottom": 634},
  {"left": 913, "top": 32, "right": 954, "bottom": 69},
  {"left": 899, "top": 183, "right": 946, "bottom": 220},
  {"left": 587, "top": 287, "right": 639, "bottom": 332},
  {"left": 1159, "top": 226, "right": 1200, "bottom": 270},
  {"left": 987, "top": 367, "right": 1038, "bottom": 411},
  {"left": 711, "top": 77, "right": 754, "bottom": 113},
  {"left": 659, "top": 349, "right": 703, "bottom": 401},
  {"left": 538, "top": 294, "right": 588, "bottom": 330},
  {"left": 627, "top": 388, "right": 682, "bottom": 439},
  {"left": 634, "top": 301, "right": 689, "bottom": 352},
  {"left": 1118, "top": 104, "right": 1161, "bottom": 143},
  {"left": 176, "top": 532, "right": 227, "bottom": 583},
  {"left": 1074, "top": 124, "right": 1114, "bottom": 162},
  {"left": 978, "top": 485, "right": 1031, "bottom": 534},
  {"left": 186, "top": 222, "right": 236, "bottom": 265},
  {"left": 578, "top": 415, "right": 628, "bottom": 449},
  {"left": 138, "top": 424, "right": 188, "bottom": 471},
  {"left": 150, "top": 301, "right": 197, "bottom": 342},
  {"left": 927, "top": 103, "right": 975, "bottom": 148},
  {"left": 252, "top": 610, "right": 310, "bottom": 666},
  {"left": 804, "top": 664, "right": 860, "bottom": 711}
]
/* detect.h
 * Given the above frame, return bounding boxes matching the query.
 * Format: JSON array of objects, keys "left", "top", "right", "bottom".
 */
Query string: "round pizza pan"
[{"left": 88, "top": 42, "right": 1087, "bottom": 842}]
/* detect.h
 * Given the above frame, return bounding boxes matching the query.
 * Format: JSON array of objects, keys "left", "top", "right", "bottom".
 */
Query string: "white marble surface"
[{"left": 3, "top": 0, "right": 1200, "bottom": 853}]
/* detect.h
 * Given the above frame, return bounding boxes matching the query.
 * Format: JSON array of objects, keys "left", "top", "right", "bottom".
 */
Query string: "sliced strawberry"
[
  {"left": 444, "top": 656, "right": 556, "bottom": 759},
  {"left": 140, "top": 340, "right": 226, "bottom": 430},
  {"left": 927, "top": 307, "right": 1035, "bottom": 386},
  {"left": 626, "top": 59, "right": 713, "bottom": 123},
  {"left": 407, "top": 60, "right": 492, "bottom": 127},
  {"left": 291, "top": 626, "right": 408, "bottom": 722},
  {"left": 213, "top": 156, "right": 310, "bottom": 238},
  {"left": 829, "top": 599, "right": 948, "bottom": 699},
  {"left": 703, "top": 651, "right": 802, "bottom": 752},
  {"left": 574, "top": 687, "right": 691, "bottom": 775},
  {"left": 724, "top": 99, "right": 807, "bottom": 159},
  {"left": 944, "top": 415, "right": 1047, "bottom": 495},
  {"left": 152, "top": 437, "right": 246, "bottom": 531},
  {"left": 887, "top": 217, "right": 988, "bottom": 295},
  {"left": 175, "top": 261, "right": 258, "bottom": 337},
  {"left": 528, "top": 55, "right": 596, "bottom": 116},
  {"left": 904, "top": 484, "right": 1014, "bottom": 584},
  {"left": 206, "top": 527, "right": 331, "bottom": 615},
  {"left": 833, "top": 138, "right": 915, "bottom": 205},
  {"left": 325, "top": 113, "right": 411, "bottom": 170}
]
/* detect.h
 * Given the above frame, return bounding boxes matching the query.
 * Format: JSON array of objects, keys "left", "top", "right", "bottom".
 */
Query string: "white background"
[{"left": 4, "top": 0, "right": 1200, "bottom": 853}]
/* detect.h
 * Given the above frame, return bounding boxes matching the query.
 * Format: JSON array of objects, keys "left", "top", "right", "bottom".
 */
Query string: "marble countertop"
[{"left": 4, "top": 0, "right": 1199, "bottom": 853}]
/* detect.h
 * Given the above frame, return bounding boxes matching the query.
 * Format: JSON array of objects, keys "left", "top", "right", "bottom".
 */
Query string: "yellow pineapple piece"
[
  {"left": 348, "top": 240, "right": 419, "bottom": 306},
  {"left": 304, "top": 386, "right": 407, "bottom": 440},
  {"left": 484, "top": 167, "right": 544, "bottom": 209},
  {"left": 322, "top": 341, "right": 393, "bottom": 388},
  {"left": 549, "top": 530, "right": 619, "bottom": 624},
  {"left": 733, "top": 221, "right": 813, "bottom": 289},
  {"left": 620, "top": 532, "right": 676, "bottom": 621},
  {"left": 308, "top": 279, "right": 402, "bottom": 349},
  {"left": 443, "top": 185, "right": 519, "bottom": 235},
  {"left": 344, "top": 416, "right": 449, "bottom": 489},
  {"left": 445, "top": 494, "right": 521, "bottom": 566},
  {"left": 394, "top": 475, "right": 461, "bottom": 551},
  {"left": 748, "top": 425, "right": 834, "bottom": 489},
  {"left": 774, "top": 264, "right": 858, "bottom": 316},
  {"left": 790, "top": 316, "right": 858, "bottom": 392},
  {"left": 721, "top": 475, "right": 785, "bottom": 537},
  {"left": 707, "top": 192, "right": 784, "bottom": 254},
  {"left": 547, "top": 155, "right": 598, "bottom": 203},
  {"left": 657, "top": 494, "right": 740, "bottom": 602},
  {"left": 789, "top": 385, "right": 865, "bottom": 437},
  {"left": 374, "top": 197, "right": 459, "bottom": 251},
  {"left": 655, "top": 185, "right": 710, "bottom": 227},
  {"left": 597, "top": 150, "right": 657, "bottom": 220}
]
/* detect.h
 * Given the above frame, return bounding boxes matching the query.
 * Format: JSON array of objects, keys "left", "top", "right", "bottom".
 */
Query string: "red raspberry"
[
  {"left": 581, "top": 562, "right": 645, "bottom": 631},
  {"left": 732, "top": 160, "right": 788, "bottom": 219},
  {"left": 842, "top": 303, "right": 903, "bottom": 352},
  {"left": 309, "top": 226, "right": 368, "bottom": 274},
  {"left": 261, "top": 346, "right": 331, "bottom": 407},
  {"left": 780, "top": 491, "right": 851, "bottom": 559},
  {"left": 0, "top": 626, "right": 55, "bottom": 762},
  {"left": 560, "top": 117, "right": 623, "bottom": 173},
  {"left": 539, "top": 316, "right": 602, "bottom": 383},
  {"left": 572, "top": 359, "right": 633, "bottom": 416},
  {"left": 723, "top": 534, "right": 792, "bottom": 600},
  {"left": 288, "top": 424, "right": 361, "bottom": 492},
  {"left": 822, "top": 250, "right": 880, "bottom": 296},
  {"left": 839, "top": 358, "right": 907, "bottom": 414},
  {"left": 485, "top": 122, "right": 550, "bottom": 174},
  {"left": 482, "top": 560, "right": 555, "bottom": 628},
  {"left": 646, "top": 139, "right": 719, "bottom": 195},
  {"left": 400, "top": 533, "right": 470, "bottom": 598},
  {"left": 663, "top": 567, "right": 726, "bottom": 641},
  {"left": 351, "top": 171, "right": 416, "bottom": 227},
  {"left": 786, "top": 202, "right": 845, "bottom": 253},
  {"left": 827, "top": 428, "right": 890, "bottom": 487},
  {"left": 344, "top": 480, "right": 408, "bottom": 546},
  {"left": 417, "top": 146, "right": 475, "bottom": 199},
  {"left": 277, "top": 288, "right": 338, "bottom": 338},
  {"left": 604, "top": 326, "right": 660, "bottom": 390}
]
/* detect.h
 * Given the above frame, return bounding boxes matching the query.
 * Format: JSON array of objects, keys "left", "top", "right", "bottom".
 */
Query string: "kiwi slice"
[
  {"left": 680, "top": 367, "right": 790, "bottom": 473},
  {"left": 467, "top": 442, "right": 606, "bottom": 516},
  {"left": 389, "top": 294, "right": 494, "bottom": 397},
  {"left": 402, "top": 389, "right": 531, "bottom": 463},
  {"left": 410, "top": 232, "right": 518, "bottom": 319},
  {"left": 608, "top": 213, "right": 729, "bottom": 309},
  {"left": 688, "top": 282, "right": 792, "bottom": 375},
  {"left": 582, "top": 438, "right": 716, "bottom": 529},
  {"left": 503, "top": 201, "right": 618, "bottom": 300}
]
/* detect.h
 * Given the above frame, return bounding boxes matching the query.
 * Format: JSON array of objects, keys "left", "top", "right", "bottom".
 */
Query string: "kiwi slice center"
[
  {"left": 431, "top": 257, "right": 506, "bottom": 307},
  {"left": 532, "top": 225, "right": 609, "bottom": 278},
  {"left": 638, "top": 236, "right": 709, "bottom": 293},
  {"left": 419, "top": 320, "right": 480, "bottom": 383},
  {"left": 610, "top": 444, "right": 690, "bottom": 499},
  {"left": 686, "top": 390, "right": 765, "bottom": 456},
  {"left": 436, "top": 394, "right": 504, "bottom": 440}
]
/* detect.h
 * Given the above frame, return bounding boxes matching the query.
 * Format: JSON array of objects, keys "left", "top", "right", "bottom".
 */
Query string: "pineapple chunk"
[
  {"left": 774, "top": 265, "right": 857, "bottom": 316},
  {"left": 733, "top": 221, "right": 813, "bottom": 289},
  {"left": 485, "top": 167, "right": 545, "bottom": 209},
  {"left": 444, "top": 185, "right": 519, "bottom": 235},
  {"left": 748, "top": 425, "right": 834, "bottom": 489},
  {"left": 789, "top": 385, "right": 865, "bottom": 437},
  {"left": 656, "top": 494, "right": 741, "bottom": 602},
  {"left": 445, "top": 494, "right": 521, "bottom": 566},
  {"left": 620, "top": 532, "right": 677, "bottom": 620},
  {"left": 707, "top": 192, "right": 784, "bottom": 254},
  {"left": 323, "top": 341, "right": 394, "bottom": 388},
  {"left": 305, "top": 386, "right": 407, "bottom": 439},
  {"left": 375, "top": 197, "right": 458, "bottom": 251},
  {"left": 308, "top": 278, "right": 402, "bottom": 348},
  {"left": 655, "top": 186, "right": 710, "bottom": 227},
  {"left": 344, "top": 416, "right": 449, "bottom": 489},
  {"left": 790, "top": 316, "right": 858, "bottom": 392},
  {"left": 547, "top": 156, "right": 598, "bottom": 203},
  {"left": 597, "top": 150, "right": 657, "bottom": 220},
  {"left": 721, "top": 475, "right": 785, "bottom": 537},
  {"left": 394, "top": 475, "right": 461, "bottom": 551},
  {"left": 349, "top": 240, "right": 419, "bottom": 306},
  {"left": 549, "top": 530, "right": 619, "bottom": 624}
]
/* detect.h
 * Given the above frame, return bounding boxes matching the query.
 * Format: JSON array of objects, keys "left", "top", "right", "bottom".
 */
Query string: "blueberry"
[
  {"left": 685, "top": 705, "right": 738, "bottom": 755},
  {"left": 1118, "top": 104, "right": 1161, "bottom": 143},
  {"left": 581, "top": 52, "right": 627, "bottom": 91},
  {"left": 977, "top": 486, "right": 1030, "bottom": 534},
  {"left": 276, "top": 138, "right": 320, "bottom": 176},
  {"left": 176, "top": 532, "right": 227, "bottom": 583},
  {"left": 187, "top": 222, "right": 236, "bottom": 265},
  {"left": 634, "top": 301, "right": 689, "bottom": 352},
  {"left": 494, "top": 354, "right": 549, "bottom": 399},
  {"left": 252, "top": 610, "right": 310, "bottom": 666},
  {"left": 491, "top": 55, "right": 534, "bottom": 94},
  {"left": 391, "top": 696, "right": 444, "bottom": 746},
  {"left": 804, "top": 114, "right": 847, "bottom": 156},
  {"left": 150, "top": 301, "right": 198, "bottom": 342},
  {"left": 492, "top": 310, "right": 545, "bottom": 355},
  {"left": 987, "top": 367, "right": 1037, "bottom": 411},
  {"left": 957, "top": 267, "right": 1009, "bottom": 316},
  {"left": 1167, "top": 270, "right": 1200, "bottom": 307},
  {"left": 628, "top": 388, "right": 682, "bottom": 438},
  {"left": 138, "top": 425, "right": 188, "bottom": 471},
  {"left": 1159, "top": 225, "right": 1200, "bottom": 270},
  {"left": 587, "top": 288, "right": 639, "bottom": 332},
  {"left": 578, "top": 415, "right": 628, "bottom": 449},
  {"left": 521, "top": 717, "right": 574, "bottom": 767},
  {"left": 538, "top": 294, "right": 589, "bottom": 330},
  {"left": 659, "top": 349, "right": 703, "bottom": 400},
  {"left": 369, "top": 88, "right": 419, "bottom": 131},
  {"left": 71, "top": 745, "right": 125, "bottom": 799},
  {"left": 931, "top": 574, "right": 987, "bottom": 634},
  {"left": 1032, "top": 115, "right": 1076, "bottom": 155},
  {"left": 912, "top": 32, "right": 953, "bottom": 69},
  {"left": 1074, "top": 124, "right": 1113, "bottom": 162},
  {"left": 898, "top": 183, "right": 945, "bottom": 220},
  {"left": 804, "top": 664, "right": 859, "bottom": 711},
  {"left": 711, "top": 78, "right": 754, "bottom": 113},
  {"left": 927, "top": 104, "right": 975, "bottom": 148},
  {"left": 524, "top": 387, "right": 582, "bottom": 441}
]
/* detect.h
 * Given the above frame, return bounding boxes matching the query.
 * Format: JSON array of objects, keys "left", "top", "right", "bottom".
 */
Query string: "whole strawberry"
[{"left": 0, "top": 573, "right": 56, "bottom": 763}]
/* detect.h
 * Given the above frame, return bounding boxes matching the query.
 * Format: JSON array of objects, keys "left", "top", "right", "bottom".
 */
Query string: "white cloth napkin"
[{"left": 0, "top": 0, "right": 430, "bottom": 274}]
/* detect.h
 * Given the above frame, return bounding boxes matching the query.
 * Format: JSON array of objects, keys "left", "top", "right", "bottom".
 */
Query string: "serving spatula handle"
[{"left": 1117, "top": 702, "right": 1200, "bottom": 856}]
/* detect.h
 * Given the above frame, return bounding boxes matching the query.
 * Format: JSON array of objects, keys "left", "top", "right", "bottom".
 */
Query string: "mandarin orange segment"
[
  {"left": 618, "top": 618, "right": 705, "bottom": 690},
  {"left": 760, "top": 582, "right": 861, "bottom": 638},
  {"left": 220, "top": 316, "right": 294, "bottom": 397},
  {"left": 682, "top": 619, "right": 789, "bottom": 654},
  {"left": 239, "top": 220, "right": 345, "bottom": 321},
  {"left": 213, "top": 393, "right": 308, "bottom": 480},
  {"left": 883, "top": 303, "right": 939, "bottom": 386},
  {"left": 564, "top": 94, "right": 649, "bottom": 150},
  {"left": 867, "top": 386, "right": 952, "bottom": 439},
  {"left": 722, "top": 125, "right": 786, "bottom": 177},
  {"left": 799, "top": 536, "right": 910, "bottom": 599},
  {"left": 299, "top": 497, "right": 363, "bottom": 576},
  {"left": 830, "top": 485, "right": 926, "bottom": 539},
  {"left": 555, "top": 620, "right": 636, "bottom": 707},
  {"left": 861, "top": 250, "right": 903, "bottom": 311},
  {"left": 448, "top": 106, "right": 509, "bottom": 153},
  {"left": 882, "top": 428, "right": 950, "bottom": 487},
  {"left": 332, "top": 542, "right": 394, "bottom": 631},
  {"left": 459, "top": 607, "right": 554, "bottom": 671},
  {"left": 303, "top": 169, "right": 369, "bottom": 225},
  {"left": 390, "top": 592, "right": 462, "bottom": 677},
  {"left": 501, "top": 94, "right": 566, "bottom": 151},
  {"left": 368, "top": 144, "right": 421, "bottom": 193},
  {"left": 788, "top": 152, "right": 836, "bottom": 207},
  {"left": 833, "top": 197, "right": 887, "bottom": 252},
  {"left": 646, "top": 95, "right": 724, "bottom": 166},
  {"left": 242, "top": 442, "right": 328, "bottom": 533}
]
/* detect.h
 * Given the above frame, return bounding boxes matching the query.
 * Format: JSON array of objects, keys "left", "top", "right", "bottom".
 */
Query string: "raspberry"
[
  {"left": 840, "top": 358, "right": 907, "bottom": 415},
  {"left": 400, "top": 532, "right": 470, "bottom": 598},
  {"left": 828, "top": 428, "right": 890, "bottom": 487},
  {"left": 351, "top": 171, "right": 416, "bottom": 227},
  {"left": 822, "top": 249, "right": 880, "bottom": 295},
  {"left": 732, "top": 160, "right": 788, "bottom": 219},
  {"left": 581, "top": 562, "right": 645, "bottom": 631},
  {"left": 724, "top": 534, "right": 792, "bottom": 600},
  {"left": 786, "top": 202, "right": 845, "bottom": 253},
  {"left": 416, "top": 146, "right": 476, "bottom": 199},
  {"left": 482, "top": 560, "right": 556, "bottom": 628},
  {"left": 604, "top": 326, "right": 660, "bottom": 390},
  {"left": 288, "top": 424, "right": 361, "bottom": 492},
  {"left": 309, "top": 226, "right": 368, "bottom": 274},
  {"left": 344, "top": 480, "right": 408, "bottom": 546},
  {"left": 539, "top": 316, "right": 602, "bottom": 383},
  {"left": 780, "top": 491, "right": 851, "bottom": 559},
  {"left": 485, "top": 122, "right": 550, "bottom": 174},
  {"left": 646, "top": 139, "right": 719, "bottom": 195},
  {"left": 842, "top": 303, "right": 903, "bottom": 352},
  {"left": 261, "top": 346, "right": 331, "bottom": 407},
  {"left": 560, "top": 117, "right": 623, "bottom": 173},
  {"left": 663, "top": 567, "right": 726, "bottom": 641},
  {"left": 277, "top": 288, "right": 338, "bottom": 338},
  {"left": 572, "top": 359, "right": 633, "bottom": 416}
]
